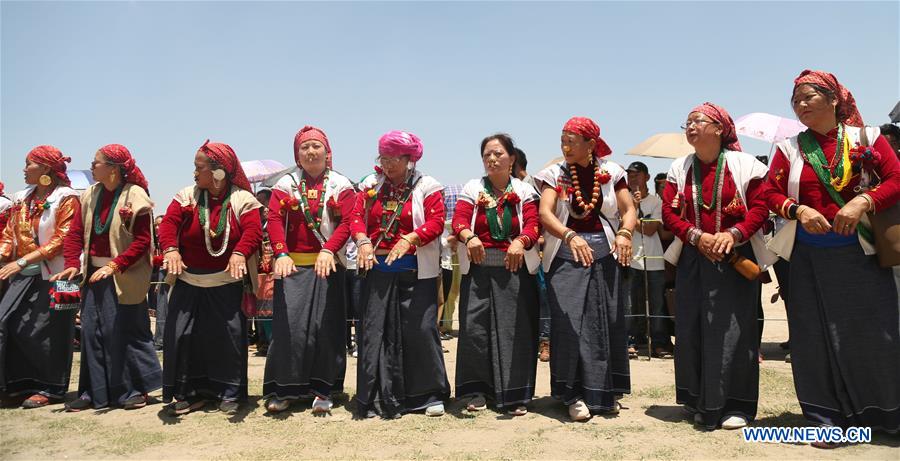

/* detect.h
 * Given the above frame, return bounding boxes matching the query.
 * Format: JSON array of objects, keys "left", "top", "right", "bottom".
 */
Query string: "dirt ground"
[{"left": 1, "top": 281, "right": 897, "bottom": 460}]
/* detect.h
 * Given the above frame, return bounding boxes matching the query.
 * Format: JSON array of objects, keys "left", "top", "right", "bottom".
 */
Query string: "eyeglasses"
[
  {"left": 376, "top": 156, "right": 408, "bottom": 165},
  {"left": 680, "top": 119, "right": 718, "bottom": 130}
]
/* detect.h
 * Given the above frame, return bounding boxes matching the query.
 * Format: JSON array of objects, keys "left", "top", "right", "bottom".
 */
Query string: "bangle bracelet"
[
  {"left": 106, "top": 261, "right": 120, "bottom": 273},
  {"left": 860, "top": 193, "right": 875, "bottom": 213},
  {"left": 163, "top": 247, "right": 179, "bottom": 254},
  {"left": 616, "top": 229, "right": 633, "bottom": 240},
  {"left": 356, "top": 237, "right": 372, "bottom": 247},
  {"left": 563, "top": 229, "right": 576, "bottom": 244},
  {"left": 320, "top": 249, "right": 334, "bottom": 256},
  {"left": 400, "top": 235, "right": 415, "bottom": 245},
  {"left": 516, "top": 235, "right": 531, "bottom": 247},
  {"left": 275, "top": 252, "right": 290, "bottom": 259},
  {"left": 233, "top": 251, "right": 245, "bottom": 258},
  {"left": 797, "top": 205, "right": 810, "bottom": 219},
  {"left": 728, "top": 227, "right": 743, "bottom": 242},
  {"left": 464, "top": 234, "right": 477, "bottom": 245},
  {"left": 688, "top": 227, "right": 702, "bottom": 246},
  {"left": 787, "top": 203, "right": 800, "bottom": 220}
]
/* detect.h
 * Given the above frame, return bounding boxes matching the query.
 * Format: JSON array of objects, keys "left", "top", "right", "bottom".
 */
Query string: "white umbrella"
[
  {"left": 241, "top": 160, "right": 287, "bottom": 183},
  {"left": 67, "top": 169, "right": 95, "bottom": 191},
  {"left": 735, "top": 112, "right": 806, "bottom": 143},
  {"left": 626, "top": 133, "right": 694, "bottom": 159}
]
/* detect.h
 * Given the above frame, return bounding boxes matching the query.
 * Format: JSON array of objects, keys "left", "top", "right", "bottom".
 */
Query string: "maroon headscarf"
[
  {"left": 198, "top": 140, "right": 252, "bottom": 191},
  {"left": 293, "top": 126, "right": 332, "bottom": 169},
  {"left": 562, "top": 117, "right": 612, "bottom": 158},
  {"left": 690, "top": 102, "right": 743, "bottom": 152},
  {"left": 793, "top": 69, "right": 864, "bottom": 128},
  {"left": 27, "top": 145, "right": 72, "bottom": 187},
  {"left": 98, "top": 144, "right": 149, "bottom": 192}
]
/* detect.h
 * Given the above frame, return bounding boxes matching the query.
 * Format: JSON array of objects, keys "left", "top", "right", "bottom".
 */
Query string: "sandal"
[
  {"left": 507, "top": 405, "right": 528, "bottom": 416},
  {"left": 171, "top": 398, "right": 206, "bottom": 416},
  {"left": 466, "top": 395, "right": 487, "bottom": 412},
  {"left": 21, "top": 394, "right": 54, "bottom": 409},
  {"left": 266, "top": 398, "right": 291, "bottom": 413}
]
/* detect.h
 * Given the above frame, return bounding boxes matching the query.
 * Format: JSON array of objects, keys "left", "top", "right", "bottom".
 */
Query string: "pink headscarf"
[
  {"left": 562, "top": 117, "right": 612, "bottom": 158},
  {"left": 198, "top": 140, "right": 252, "bottom": 191},
  {"left": 378, "top": 130, "right": 423, "bottom": 162},
  {"left": 293, "top": 126, "right": 333, "bottom": 169},
  {"left": 27, "top": 145, "right": 72, "bottom": 186},
  {"left": 98, "top": 144, "right": 150, "bottom": 192},
  {"left": 690, "top": 102, "right": 743, "bottom": 152},
  {"left": 793, "top": 69, "right": 864, "bottom": 128}
]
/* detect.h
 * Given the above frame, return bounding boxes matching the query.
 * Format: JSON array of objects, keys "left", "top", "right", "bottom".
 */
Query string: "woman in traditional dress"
[
  {"left": 263, "top": 126, "right": 356, "bottom": 415},
  {"left": 534, "top": 117, "right": 637, "bottom": 421},
  {"left": 53, "top": 144, "right": 162, "bottom": 411},
  {"left": 158, "top": 140, "right": 263, "bottom": 416},
  {"left": 452, "top": 133, "right": 541, "bottom": 416},
  {"left": 351, "top": 130, "right": 449, "bottom": 419},
  {"left": 765, "top": 70, "right": 900, "bottom": 442},
  {"left": 0, "top": 146, "right": 80, "bottom": 408},
  {"left": 661, "top": 103, "right": 774, "bottom": 430}
]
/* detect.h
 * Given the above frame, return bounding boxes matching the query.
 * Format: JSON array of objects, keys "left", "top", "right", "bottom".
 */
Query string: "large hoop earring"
[{"left": 39, "top": 174, "right": 52, "bottom": 186}]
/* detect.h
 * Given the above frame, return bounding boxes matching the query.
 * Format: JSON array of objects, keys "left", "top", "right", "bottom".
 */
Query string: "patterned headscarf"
[
  {"left": 98, "top": 144, "right": 149, "bottom": 192},
  {"left": 198, "top": 140, "right": 252, "bottom": 191},
  {"left": 793, "top": 69, "right": 864, "bottom": 127},
  {"left": 27, "top": 145, "right": 72, "bottom": 186},
  {"left": 562, "top": 117, "right": 612, "bottom": 158},
  {"left": 378, "top": 130, "right": 423, "bottom": 162},
  {"left": 689, "top": 102, "right": 743, "bottom": 152},
  {"left": 293, "top": 126, "right": 332, "bottom": 169}
]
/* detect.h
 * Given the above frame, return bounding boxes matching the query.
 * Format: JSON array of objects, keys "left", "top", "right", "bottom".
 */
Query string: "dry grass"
[{"left": 1, "top": 286, "right": 898, "bottom": 460}]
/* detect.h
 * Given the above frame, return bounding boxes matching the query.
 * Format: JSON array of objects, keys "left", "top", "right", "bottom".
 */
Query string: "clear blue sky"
[{"left": 2, "top": 1, "right": 898, "bottom": 213}]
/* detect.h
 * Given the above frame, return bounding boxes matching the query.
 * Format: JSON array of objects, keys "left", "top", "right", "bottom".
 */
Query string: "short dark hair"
[
  {"left": 514, "top": 148, "right": 528, "bottom": 171},
  {"left": 480, "top": 133, "right": 518, "bottom": 166},
  {"left": 756, "top": 155, "right": 769, "bottom": 166},
  {"left": 654, "top": 173, "right": 667, "bottom": 182},
  {"left": 880, "top": 123, "right": 900, "bottom": 140}
]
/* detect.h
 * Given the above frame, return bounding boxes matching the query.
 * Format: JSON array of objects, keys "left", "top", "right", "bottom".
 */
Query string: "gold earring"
[{"left": 39, "top": 174, "right": 52, "bottom": 186}]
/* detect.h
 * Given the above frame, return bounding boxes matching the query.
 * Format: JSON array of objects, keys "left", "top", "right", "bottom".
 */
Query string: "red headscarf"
[
  {"left": 0, "top": 182, "right": 5, "bottom": 196},
  {"left": 27, "top": 145, "right": 72, "bottom": 186},
  {"left": 198, "top": 140, "right": 252, "bottom": 191},
  {"left": 793, "top": 69, "right": 864, "bottom": 127},
  {"left": 562, "top": 117, "right": 612, "bottom": 158},
  {"left": 98, "top": 144, "right": 149, "bottom": 192},
  {"left": 689, "top": 102, "right": 743, "bottom": 152},
  {"left": 293, "top": 126, "right": 332, "bottom": 169}
]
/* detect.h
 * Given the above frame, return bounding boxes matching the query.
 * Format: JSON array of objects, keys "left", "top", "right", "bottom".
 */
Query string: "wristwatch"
[{"left": 16, "top": 257, "right": 28, "bottom": 268}]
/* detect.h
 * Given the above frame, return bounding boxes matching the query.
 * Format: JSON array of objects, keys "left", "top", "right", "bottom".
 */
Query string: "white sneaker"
[
  {"left": 568, "top": 400, "right": 590, "bottom": 421},
  {"left": 311, "top": 396, "right": 333, "bottom": 415},
  {"left": 424, "top": 403, "right": 445, "bottom": 416},
  {"left": 721, "top": 415, "right": 747, "bottom": 429}
]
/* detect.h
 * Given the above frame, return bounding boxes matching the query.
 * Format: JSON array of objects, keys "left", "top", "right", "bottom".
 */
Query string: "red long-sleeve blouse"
[
  {"left": 157, "top": 189, "right": 263, "bottom": 271},
  {"left": 349, "top": 185, "right": 445, "bottom": 255},
  {"left": 267, "top": 173, "right": 355, "bottom": 255},
  {"left": 662, "top": 161, "right": 769, "bottom": 242},
  {"left": 452, "top": 199, "right": 540, "bottom": 250},
  {"left": 563, "top": 163, "right": 629, "bottom": 233},
  {"left": 63, "top": 187, "right": 152, "bottom": 271},
  {"left": 764, "top": 130, "right": 900, "bottom": 220}
]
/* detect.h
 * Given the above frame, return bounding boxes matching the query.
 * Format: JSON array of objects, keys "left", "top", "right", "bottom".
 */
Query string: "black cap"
[{"left": 626, "top": 161, "right": 649, "bottom": 174}]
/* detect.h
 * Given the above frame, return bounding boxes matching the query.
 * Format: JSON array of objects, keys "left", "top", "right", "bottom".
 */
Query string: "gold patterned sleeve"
[
  {"left": 0, "top": 210, "right": 14, "bottom": 261},
  {"left": 37, "top": 196, "right": 80, "bottom": 260}
]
